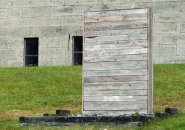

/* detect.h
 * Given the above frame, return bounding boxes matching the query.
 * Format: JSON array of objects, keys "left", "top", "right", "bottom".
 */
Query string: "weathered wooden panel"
[
  {"left": 83, "top": 8, "right": 152, "bottom": 115},
  {"left": 84, "top": 48, "right": 148, "bottom": 56},
  {"left": 85, "top": 36, "right": 147, "bottom": 44},
  {"left": 85, "top": 9, "right": 148, "bottom": 24},
  {"left": 85, "top": 13, "right": 147, "bottom": 23},
  {"left": 85, "top": 38, "right": 147, "bottom": 47},
  {"left": 83, "top": 61, "right": 148, "bottom": 70},
  {"left": 84, "top": 75, "right": 148, "bottom": 83},
  {"left": 84, "top": 89, "right": 147, "bottom": 96},
  {"left": 85, "top": 19, "right": 148, "bottom": 32},
  {"left": 84, "top": 81, "right": 148, "bottom": 89},
  {"left": 85, "top": 38, "right": 147, "bottom": 45},
  {"left": 84, "top": 96, "right": 147, "bottom": 102},
  {"left": 84, "top": 54, "right": 148, "bottom": 63},
  {"left": 85, "top": 28, "right": 148, "bottom": 38},
  {"left": 85, "top": 44, "right": 148, "bottom": 51},
  {"left": 84, "top": 101, "right": 147, "bottom": 111},
  {"left": 84, "top": 69, "right": 147, "bottom": 77},
  {"left": 85, "top": 9, "right": 148, "bottom": 17}
]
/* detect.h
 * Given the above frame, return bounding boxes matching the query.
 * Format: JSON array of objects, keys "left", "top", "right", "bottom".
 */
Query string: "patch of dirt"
[
  {"left": 0, "top": 107, "right": 56, "bottom": 120},
  {"left": 0, "top": 110, "right": 33, "bottom": 120},
  {"left": 154, "top": 100, "right": 185, "bottom": 111},
  {"left": 32, "top": 107, "right": 57, "bottom": 114},
  {"left": 62, "top": 106, "right": 82, "bottom": 112},
  {"left": 0, "top": 106, "right": 82, "bottom": 120}
]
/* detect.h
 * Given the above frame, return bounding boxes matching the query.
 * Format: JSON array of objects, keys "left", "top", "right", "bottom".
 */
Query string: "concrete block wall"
[{"left": 0, "top": 0, "right": 185, "bottom": 67}]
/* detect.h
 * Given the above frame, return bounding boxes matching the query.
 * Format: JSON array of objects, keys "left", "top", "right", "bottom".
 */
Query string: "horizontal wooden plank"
[
  {"left": 82, "top": 110, "right": 148, "bottom": 116},
  {"left": 84, "top": 54, "right": 148, "bottom": 63},
  {"left": 85, "top": 8, "right": 148, "bottom": 17},
  {"left": 83, "top": 61, "right": 148, "bottom": 70},
  {"left": 83, "top": 69, "right": 147, "bottom": 77},
  {"left": 84, "top": 49, "right": 148, "bottom": 58},
  {"left": 85, "top": 13, "right": 147, "bottom": 23},
  {"left": 84, "top": 75, "right": 148, "bottom": 83},
  {"left": 84, "top": 96, "right": 147, "bottom": 102},
  {"left": 85, "top": 19, "right": 148, "bottom": 32},
  {"left": 84, "top": 43, "right": 147, "bottom": 51},
  {"left": 84, "top": 40, "right": 148, "bottom": 52},
  {"left": 85, "top": 35, "right": 147, "bottom": 44},
  {"left": 84, "top": 81, "right": 147, "bottom": 90},
  {"left": 83, "top": 101, "right": 147, "bottom": 111},
  {"left": 85, "top": 28, "right": 147, "bottom": 38},
  {"left": 84, "top": 89, "right": 147, "bottom": 96},
  {"left": 84, "top": 39, "right": 147, "bottom": 45},
  {"left": 84, "top": 44, "right": 148, "bottom": 52}
]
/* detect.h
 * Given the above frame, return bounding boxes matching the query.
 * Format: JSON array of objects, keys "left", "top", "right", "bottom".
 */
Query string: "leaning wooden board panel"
[{"left": 83, "top": 8, "right": 153, "bottom": 116}]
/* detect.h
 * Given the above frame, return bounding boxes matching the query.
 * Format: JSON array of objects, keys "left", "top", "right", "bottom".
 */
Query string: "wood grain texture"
[
  {"left": 84, "top": 89, "right": 147, "bottom": 96},
  {"left": 84, "top": 49, "right": 148, "bottom": 58},
  {"left": 85, "top": 28, "right": 147, "bottom": 39},
  {"left": 83, "top": 61, "right": 148, "bottom": 70},
  {"left": 84, "top": 54, "right": 148, "bottom": 63},
  {"left": 147, "top": 8, "right": 153, "bottom": 115},
  {"left": 85, "top": 13, "right": 147, "bottom": 23},
  {"left": 84, "top": 101, "right": 147, "bottom": 111},
  {"left": 85, "top": 19, "right": 148, "bottom": 32},
  {"left": 84, "top": 81, "right": 148, "bottom": 89},
  {"left": 84, "top": 75, "right": 148, "bottom": 83},
  {"left": 84, "top": 38, "right": 147, "bottom": 45},
  {"left": 85, "top": 35, "right": 147, "bottom": 44},
  {"left": 85, "top": 8, "right": 148, "bottom": 17},
  {"left": 84, "top": 96, "right": 147, "bottom": 102},
  {"left": 83, "top": 69, "right": 147, "bottom": 77}
]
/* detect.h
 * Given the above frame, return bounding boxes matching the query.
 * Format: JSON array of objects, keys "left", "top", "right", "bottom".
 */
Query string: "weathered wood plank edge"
[
  {"left": 147, "top": 7, "right": 153, "bottom": 115},
  {"left": 84, "top": 96, "right": 147, "bottom": 102},
  {"left": 84, "top": 55, "right": 148, "bottom": 63},
  {"left": 85, "top": 14, "right": 147, "bottom": 23},
  {"left": 85, "top": 20, "right": 148, "bottom": 32},
  {"left": 84, "top": 75, "right": 148, "bottom": 83},
  {"left": 84, "top": 7, "right": 149, "bottom": 13},
  {"left": 84, "top": 8, "right": 148, "bottom": 17},
  {"left": 83, "top": 69, "right": 148, "bottom": 76},
  {"left": 84, "top": 28, "right": 148, "bottom": 37},
  {"left": 84, "top": 101, "right": 147, "bottom": 111}
]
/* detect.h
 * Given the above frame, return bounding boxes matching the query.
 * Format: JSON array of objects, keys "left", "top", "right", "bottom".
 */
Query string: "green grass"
[
  {"left": 0, "top": 66, "right": 82, "bottom": 121},
  {"left": 0, "top": 64, "right": 185, "bottom": 130},
  {"left": 154, "top": 64, "right": 185, "bottom": 111}
]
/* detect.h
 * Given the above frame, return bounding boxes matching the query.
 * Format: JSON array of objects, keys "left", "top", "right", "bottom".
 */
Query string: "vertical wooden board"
[
  {"left": 147, "top": 8, "right": 153, "bottom": 115},
  {"left": 83, "top": 8, "right": 152, "bottom": 115}
]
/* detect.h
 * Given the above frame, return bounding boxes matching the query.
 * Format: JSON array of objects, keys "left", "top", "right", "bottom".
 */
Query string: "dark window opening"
[
  {"left": 73, "top": 36, "right": 83, "bottom": 65},
  {"left": 24, "top": 38, "right": 39, "bottom": 66}
]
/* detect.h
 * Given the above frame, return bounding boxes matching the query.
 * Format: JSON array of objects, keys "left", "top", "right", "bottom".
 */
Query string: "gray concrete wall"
[{"left": 0, "top": 0, "right": 185, "bottom": 67}]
